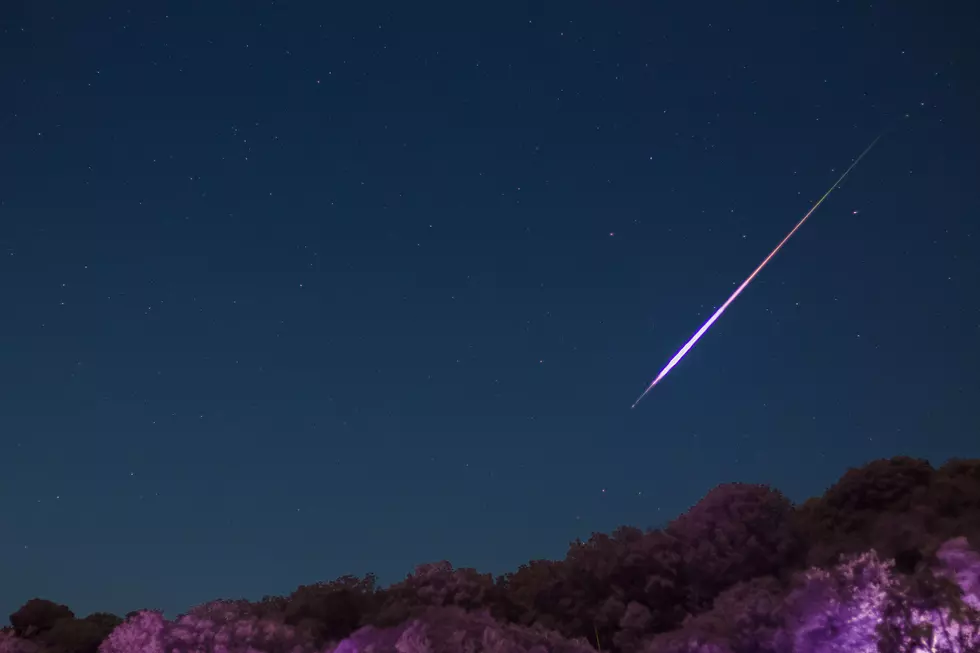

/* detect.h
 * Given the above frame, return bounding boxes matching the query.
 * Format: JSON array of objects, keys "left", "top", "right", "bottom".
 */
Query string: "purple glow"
[{"left": 786, "top": 543, "right": 980, "bottom": 653}]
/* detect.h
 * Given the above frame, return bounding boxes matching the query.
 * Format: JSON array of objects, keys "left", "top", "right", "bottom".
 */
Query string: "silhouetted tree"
[
  {"left": 613, "top": 601, "right": 654, "bottom": 652},
  {"left": 797, "top": 456, "right": 935, "bottom": 567},
  {"left": 41, "top": 617, "right": 113, "bottom": 653},
  {"left": 667, "top": 483, "right": 801, "bottom": 611},
  {"left": 499, "top": 559, "right": 567, "bottom": 629},
  {"left": 337, "top": 606, "right": 595, "bottom": 653},
  {"left": 283, "top": 574, "right": 380, "bottom": 642},
  {"left": 506, "top": 526, "right": 686, "bottom": 649},
  {"left": 9, "top": 600, "right": 74, "bottom": 638},
  {"left": 927, "top": 459, "right": 980, "bottom": 548},
  {"left": 182, "top": 597, "right": 294, "bottom": 625},
  {"left": 877, "top": 565, "right": 979, "bottom": 653},
  {"left": 371, "top": 562, "right": 499, "bottom": 627},
  {"left": 641, "top": 576, "right": 787, "bottom": 653}
]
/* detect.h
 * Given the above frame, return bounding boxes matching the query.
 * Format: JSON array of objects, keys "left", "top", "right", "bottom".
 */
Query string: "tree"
[
  {"left": 98, "top": 608, "right": 325, "bottom": 653},
  {"left": 42, "top": 616, "right": 118, "bottom": 653},
  {"left": 667, "top": 483, "right": 800, "bottom": 611},
  {"left": 336, "top": 606, "right": 596, "bottom": 653},
  {"left": 927, "top": 460, "right": 980, "bottom": 547},
  {"left": 502, "top": 527, "right": 686, "bottom": 649},
  {"left": 0, "top": 632, "right": 39, "bottom": 653},
  {"left": 184, "top": 598, "right": 283, "bottom": 624},
  {"left": 797, "top": 457, "right": 935, "bottom": 567},
  {"left": 614, "top": 601, "right": 654, "bottom": 653},
  {"left": 936, "top": 537, "right": 980, "bottom": 606},
  {"left": 782, "top": 549, "right": 896, "bottom": 653},
  {"left": 371, "top": 562, "right": 499, "bottom": 627},
  {"left": 284, "top": 575, "right": 380, "bottom": 642},
  {"left": 82, "top": 613, "right": 124, "bottom": 633},
  {"left": 8, "top": 600, "right": 75, "bottom": 638},
  {"left": 784, "top": 540, "right": 980, "bottom": 653},
  {"left": 641, "top": 577, "right": 788, "bottom": 653},
  {"left": 499, "top": 559, "right": 567, "bottom": 629}
]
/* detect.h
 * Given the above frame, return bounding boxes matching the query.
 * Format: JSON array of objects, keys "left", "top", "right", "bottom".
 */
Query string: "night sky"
[{"left": 2, "top": 1, "right": 978, "bottom": 621}]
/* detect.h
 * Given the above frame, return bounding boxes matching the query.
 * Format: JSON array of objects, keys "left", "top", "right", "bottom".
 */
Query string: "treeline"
[{"left": 2, "top": 455, "right": 979, "bottom": 653}]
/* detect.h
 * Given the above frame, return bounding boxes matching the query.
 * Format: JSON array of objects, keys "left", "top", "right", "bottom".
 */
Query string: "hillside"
[{"left": 3, "top": 456, "right": 979, "bottom": 653}]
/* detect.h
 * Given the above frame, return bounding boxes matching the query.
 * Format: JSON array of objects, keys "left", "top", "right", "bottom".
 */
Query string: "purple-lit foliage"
[
  {"left": 332, "top": 606, "right": 595, "bottom": 653},
  {"left": 97, "top": 608, "right": 327, "bottom": 653},
  {"left": 666, "top": 483, "right": 800, "bottom": 611},
  {"left": 372, "top": 562, "right": 499, "bottom": 627},
  {"left": 784, "top": 550, "right": 895, "bottom": 653},
  {"left": 499, "top": 559, "right": 566, "bottom": 630},
  {"left": 876, "top": 537, "right": 980, "bottom": 653},
  {"left": 797, "top": 457, "right": 980, "bottom": 569},
  {"left": 284, "top": 575, "right": 380, "bottom": 642},
  {"left": 640, "top": 576, "right": 787, "bottom": 653},
  {"left": 0, "top": 633, "right": 39, "bottom": 653}
]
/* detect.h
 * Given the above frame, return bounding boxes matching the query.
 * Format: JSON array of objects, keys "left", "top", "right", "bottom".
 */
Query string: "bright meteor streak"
[{"left": 631, "top": 134, "right": 883, "bottom": 409}]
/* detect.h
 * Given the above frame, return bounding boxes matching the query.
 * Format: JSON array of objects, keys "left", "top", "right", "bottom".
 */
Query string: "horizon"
[{"left": 3, "top": 452, "right": 973, "bottom": 620}]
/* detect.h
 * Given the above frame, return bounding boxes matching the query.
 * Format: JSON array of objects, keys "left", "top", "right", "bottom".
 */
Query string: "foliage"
[
  {"left": 783, "top": 540, "right": 980, "bottom": 653},
  {"left": 284, "top": 575, "right": 381, "bottom": 642},
  {"left": 8, "top": 601, "right": 74, "bottom": 638},
  {"left": 0, "top": 632, "right": 39, "bottom": 653},
  {"left": 879, "top": 536, "right": 980, "bottom": 653},
  {"left": 666, "top": 483, "right": 801, "bottom": 611},
  {"left": 498, "top": 559, "right": 567, "bottom": 629},
  {"left": 5, "top": 601, "right": 122, "bottom": 653},
  {"left": 371, "top": 562, "right": 500, "bottom": 628},
  {"left": 82, "top": 613, "right": 124, "bottom": 633},
  {"left": 6, "top": 455, "right": 980, "bottom": 653},
  {"left": 795, "top": 456, "right": 980, "bottom": 569},
  {"left": 42, "top": 615, "right": 120, "bottom": 653},
  {"left": 497, "top": 526, "right": 689, "bottom": 648},
  {"left": 641, "top": 576, "right": 787, "bottom": 653},
  {"left": 98, "top": 608, "right": 327, "bottom": 653},
  {"left": 332, "top": 606, "right": 595, "bottom": 653},
  {"left": 783, "top": 550, "right": 896, "bottom": 653}
]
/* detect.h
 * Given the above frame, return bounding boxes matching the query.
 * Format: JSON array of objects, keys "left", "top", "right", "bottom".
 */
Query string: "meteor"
[{"left": 631, "top": 134, "right": 883, "bottom": 409}]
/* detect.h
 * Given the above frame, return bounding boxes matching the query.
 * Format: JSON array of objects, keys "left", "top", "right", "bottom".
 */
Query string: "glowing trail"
[{"left": 631, "top": 134, "right": 883, "bottom": 409}]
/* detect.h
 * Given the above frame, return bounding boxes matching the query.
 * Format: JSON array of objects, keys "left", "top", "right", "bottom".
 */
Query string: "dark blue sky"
[{"left": 2, "top": 0, "right": 978, "bottom": 620}]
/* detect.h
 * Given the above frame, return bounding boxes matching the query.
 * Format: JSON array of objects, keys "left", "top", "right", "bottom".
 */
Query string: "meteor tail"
[{"left": 632, "top": 133, "right": 883, "bottom": 408}]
